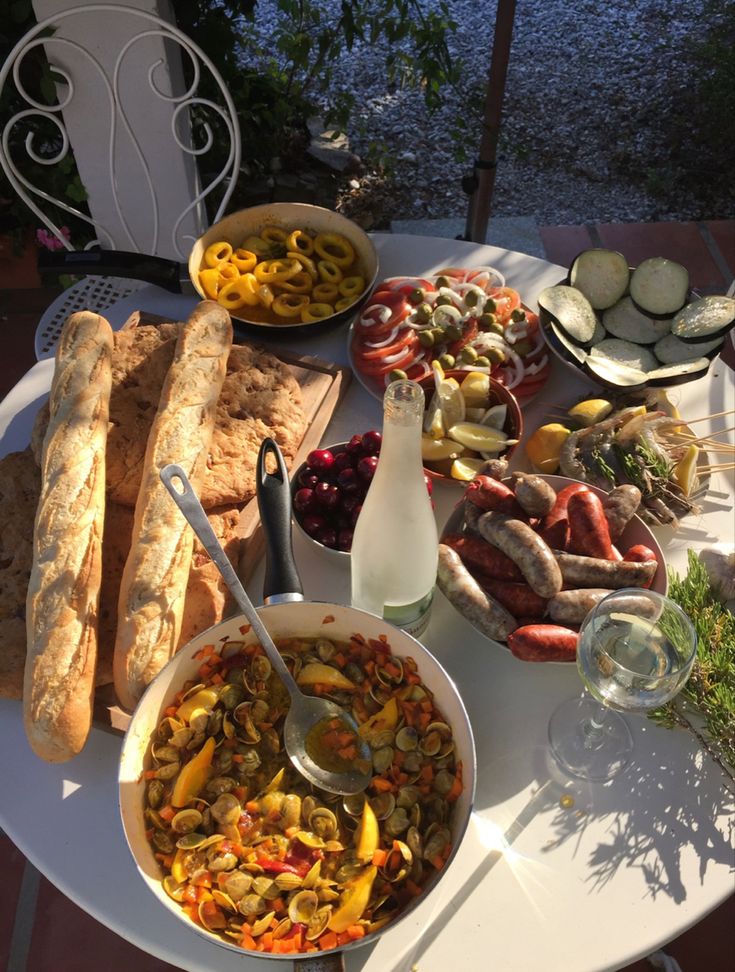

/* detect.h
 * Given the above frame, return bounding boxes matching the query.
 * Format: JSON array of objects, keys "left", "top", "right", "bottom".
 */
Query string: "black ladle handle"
[{"left": 256, "top": 438, "right": 304, "bottom": 605}]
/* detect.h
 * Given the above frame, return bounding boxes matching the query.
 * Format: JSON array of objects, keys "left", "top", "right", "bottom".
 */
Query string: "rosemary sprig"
[{"left": 650, "top": 551, "right": 735, "bottom": 790}]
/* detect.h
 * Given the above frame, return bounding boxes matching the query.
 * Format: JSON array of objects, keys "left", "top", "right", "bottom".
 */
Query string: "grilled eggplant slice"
[
  {"left": 654, "top": 332, "right": 724, "bottom": 364},
  {"left": 569, "top": 248, "right": 630, "bottom": 310},
  {"left": 584, "top": 353, "right": 648, "bottom": 388},
  {"left": 537, "top": 285, "right": 598, "bottom": 345},
  {"left": 629, "top": 257, "right": 689, "bottom": 317},
  {"left": 602, "top": 296, "right": 672, "bottom": 345},
  {"left": 588, "top": 338, "right": 659, "bottom": 373},
  {"left": 645, "top": 357, "right": 712, "bottom": 385},
  {"left": 671, "top": 295, "right": 735, "bottom": 343}
]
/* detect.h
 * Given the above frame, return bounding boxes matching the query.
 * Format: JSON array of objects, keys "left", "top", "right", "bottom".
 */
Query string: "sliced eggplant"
[
  {"left": 646, "top": 357, "right": 712, "bottom": 386},
  {"left": 584, "top": 354, "right": 648, "bottom": 389},
  {"left": 588, "top": 338, "right": 659, "bottom": 373},
  {"left": 629, "top": 257, "right": 689, "bottom": 317},
  {"left": 602, "top": 296, "right": 672, "bottom": 345},
  {"left": 548, "top": 319, "right": 588, "bottom": 365},
  {"left": 537, "top": 285, "right": 598, "bottom": 345},
  {"left": 654, "top": 331, "right": 724, "bottom": 365},
  {"left": 671, "top": 295, "right": 735, "bottom": 343},
  {"left": 569, "top": 248, "right": 630, "bottom": 309}
]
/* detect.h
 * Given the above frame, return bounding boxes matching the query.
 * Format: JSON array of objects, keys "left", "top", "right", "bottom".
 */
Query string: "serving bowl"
[
  {"left": 439, "top": 473, "right": 667, "bottom": 659},
  {"left": 119, "top": 603, "right": 476, "bottom": 962},
  {"left": 538, "top": 250, "right": 733, "bottom": 391},
  {"left": 417, "top": 370, "right": 523, "bottom": 483}
]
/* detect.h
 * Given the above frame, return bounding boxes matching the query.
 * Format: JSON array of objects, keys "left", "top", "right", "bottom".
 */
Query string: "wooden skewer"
[
  {"left": 677, "top": 426, "right": 735, "bottom": 446},
  {"left": 699, "top": 463, "right": 735, "bottom": 473},
  {"left": 678, "top": 408, "right": 735, "bottom": 424}
]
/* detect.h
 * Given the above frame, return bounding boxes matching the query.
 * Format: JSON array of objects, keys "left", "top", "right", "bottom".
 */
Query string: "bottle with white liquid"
[{"left": 350, "top": 379, "right": 438, "bottom": 637}]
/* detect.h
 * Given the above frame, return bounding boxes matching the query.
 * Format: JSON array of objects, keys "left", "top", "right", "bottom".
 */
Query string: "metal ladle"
[{"left": 160, "top": 462, "right": 371, "bottom": 795}]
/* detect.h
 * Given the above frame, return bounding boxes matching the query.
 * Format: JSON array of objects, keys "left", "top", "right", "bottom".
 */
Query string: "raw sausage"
[
  {"left": 436, "top": 544, "right": 517, "bottom": 641},
  {"left": 547, "top": 588, "right": 613, "bottom": 625},
  {"left": 441, "top": 533, "right": 522, "bottom": 581},
  {"left": 601, "top": 485, "right": 642, "bottom": 541},
  {"left": 478, "top": 511, "right": 563, "bottom": 598},
  {"left": 472, "top": 574, "right": 549, "bottom": 618},
  {"left": 465, "top": 475, "right": 522, "bottom": 515},
  {"left": 478, "top": 458, "right": 508, "bottom": 480},
  {"left": 507, "top": 624, "right": 578, "bottom": 662},
  {"left": 537, "top": 482, "right": 590, "bottom": 549},
  {"left": 554, "top": 550, "right": 658, "bottom": 589},
  {"left": 567, "top": 490, "right": 615, "bottom": 560},
  {"left": 622, "top": 543, "right": 659, "bottom": 588},
  {"left": 511, "top": 473, "right": 557, "bottom": 516}
]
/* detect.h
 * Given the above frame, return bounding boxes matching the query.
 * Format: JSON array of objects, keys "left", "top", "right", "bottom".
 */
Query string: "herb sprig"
[{"left": 650, "top": 551, "right": 735, "bottom": 790}]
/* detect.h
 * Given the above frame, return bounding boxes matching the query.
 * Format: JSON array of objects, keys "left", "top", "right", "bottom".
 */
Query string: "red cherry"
[
  {"left": 337, "top": 528, "right": 354, "bottom": 551},
  {"left": 349, "top": 503, "right": 363, "bottom": 527},
  {"left": 336, "top": 466, "right": 361, "bottom": 495},
  {"left": 301, "top": 513, "right": 327, "bottom": 537},
  {"left": 293, "top": 487, "right": 317, "bottom": 513},
  {"left": 306, "top": 449, "right": 335, "bottom": 474},
  {"left": 361, "top": 430, "right": 382, "bottom": 454},
  {"left": 357, "top": 455, "right": 379, "bottom": 481},
  {"left": 298, "top": 467, "right": 320, "bottom": 489},
  {"left": 315, "top": 525, "right": 338, "bottom": 548},
  {"left": 340, "top": 493, "right": 361, "bottom": 517},
  {"left": 346, "top": 433, "right": 364, "bottom": 456},
  {"left": 314, "top": 481, "right": 340, "bottom": 509},
  {"left": 424, "top": 472, "right": 433, "bottom": 496},
  {"left": 332, "top": 450, "right": 354, "bottom": 473}
]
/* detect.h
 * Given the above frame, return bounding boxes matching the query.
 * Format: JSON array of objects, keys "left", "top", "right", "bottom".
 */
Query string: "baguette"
[
  {"left": 24, "top": 311, "right": 114, "bottom": 762},
  {"left": 113, "top": 301, "right": 233, "bottom": 709}
]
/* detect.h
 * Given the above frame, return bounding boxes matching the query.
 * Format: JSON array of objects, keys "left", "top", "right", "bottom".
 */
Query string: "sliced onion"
[
  {"left": 358, "top": 304, "right": 392, "bottom": 327},
  {"left": 504, "top": 323, "right": 528, "bottom": 345},
  {"left": 466, "top": 266, "right": 506, "bottom": 290},
  {"left": 363, "top": 325, "right": 401, "bottom": 348},
  {"left": 382, "top": 345, "right": 416, "bottom": 366},
  {"left": 502, "top": 348, "right": 525, "bottom": 389},
  {"left": 432, "top": 304, "right": 463, "bottom": 328},
  {"left": 525, "top": 355, "right": 549, "bottom": 376}
]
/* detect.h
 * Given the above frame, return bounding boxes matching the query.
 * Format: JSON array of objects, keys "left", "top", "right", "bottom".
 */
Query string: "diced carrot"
[
  {"left": 261, "top": 932, "right": 273, "bottom": 950},
  {"left": 432, "top": 854, "right": 445, "bottom": 871},
  {"left": 419, "top": 763, "right": 434, "bottom": 783},
  {"left": 240, "top": 932, "right": 257, "bottom": 950},
  {"left": 337, "top": 745, "right": 357, "bottom": 760},
  {"left": 164, "top": 705, "right": 179, "bottom": 718},
  {"left": 319, "top": 931, "right": 338, "bottom": 951},
  {"left": 198, "top": 663, "right": 212, "bottom": 679},
  {"left": 405, "top": 672, "right": 421, "bottom": 685},
  {"left": 446, "top": 774, "right": 463, "bottom": 802},
  {"left": 371, "top": 848, "right": 388, "bottom": 867},
  {"left": 158, "top": 804, "right": 176, "bottom": 823},
  {"left": 271, "top": 897, "right": 285, "bottom": 913},
  {"left": 232, "top": 785, "right": 247, "bottom": 802},
  {"left": 336, "top": 932, "right": 351, "bottom": 947},
  {"left": 245, "top": 800, "right": 260, "bottom": 813},
  {"left": 143, "top": 769, "right": 158, "bottom": 780},
  {"left": 405, "top": 878, "right": 424, "bottom": 896},
  {"left": 384, "top": 661, "right": 401, "bottom": 678},
  {"left": 334, "top": 652, "right": 347, "bottom": 667},
  {"left": 231, "top": 753, "right": 245, "bottom": 763},
  {"left": 370, "top": 777, "right": 394, "bottom": 793},
  {"left": 183, "top": 902, "right": 200, "bottom": 923},
  {"left": 346, "top": 924, "right": 366, "bottom": 940},
  {"left": 210, "top": 672, "right": 224, "bottom": 685}
]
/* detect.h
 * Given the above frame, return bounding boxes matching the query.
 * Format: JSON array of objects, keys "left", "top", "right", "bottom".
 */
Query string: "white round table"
[{"left": 1, "top": 234, "right": 733, "bottom": 972}]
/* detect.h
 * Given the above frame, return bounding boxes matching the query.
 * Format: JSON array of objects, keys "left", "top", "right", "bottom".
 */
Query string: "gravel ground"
[{"left": 253, "top": 0, "right": 730, "bottom": 227}]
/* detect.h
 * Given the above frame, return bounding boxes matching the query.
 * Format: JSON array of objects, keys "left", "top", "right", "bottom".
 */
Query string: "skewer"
[
  {"left": 676, "top": 426, "right": 735, "bottom": 446},
  {"left": 678, "top": 408, "right": 735, "bottom": 424},
  {"left": 699, "top": 463, "right": 735, "bottom": 473}
]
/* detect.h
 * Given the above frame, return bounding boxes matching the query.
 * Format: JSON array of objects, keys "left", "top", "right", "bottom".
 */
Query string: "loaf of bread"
[
  {"left": 113, "top": 301, "right": 233, "bottom": 709},
  {"left": 24, "top": 311, "right": 114, "bottom": 762}
]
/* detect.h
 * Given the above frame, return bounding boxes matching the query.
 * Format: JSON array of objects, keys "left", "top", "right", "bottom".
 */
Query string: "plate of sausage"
[{"left": 437, "top": 472, "right": 667, "bottom": 663}]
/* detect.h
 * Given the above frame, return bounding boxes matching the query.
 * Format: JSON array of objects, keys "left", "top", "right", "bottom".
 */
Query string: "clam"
[
  {"left": 250, "top": 911, "right": 276, "bottom": 937},
  {"left": 237, "top": 749, "right": 262, "bottom": 775},
  {"left": 156, "top": 715, "right": 184, "bottom": 741},
  {"left": 379, "top": 840, "right": 412, "bottom": 883},
  {"left": 305, "top": 905, "right": 332, "bottom": 941},
  {"left": 206, "top": 776, "right": 238, "bottom": 798},
  {"left": 189, "top": 710, "right": 210, "bottom": 734},
  {"left": 293, "top": 830, "right": 326, "bottom": 850},
  {"left": 176, "top": 832, "right": 224, "bottom": 851},
  {"left": 251, "top": 654, "right": 272, "bottom": 682},
  {"left": 315, "top": 638, "right": 336, "bottom": 662},
  {"left": 171, "top": 808, "right": 203, "bottom": 834},
  {"left": 370, "top": 728, "right": 396, "bottom": 750},
  {"left": 396, "top": 784, "right": 420, "bottom": 810},
  {"left": 238, "top": 893, "right": 268, "bottom": 917},
  {"left": 233, "top": 702, "right": 261, "bottom": 743},
  {"left": 288, "top": 889, "right": 319, "bottom": 925},
  {"left": 342, "top": 793, "right": 365, "bottom": 817},
  {"left": 433, "top": 769, "right": 456, "bottom": 797},
  {"left": 384, "top": 807, "right": 410, "bottom": 837},
  {"left": 170, "top": 726, "right": 194, "bottom": 749},
  {"left": 272, "top": 917, "right": 293, "bottom": 940},
  {"left": 162, "top": 875, "right": 186, "bottom": 902},
  {"left": 151, "top": 829, "right": 176, "bottom": 854},
  {"left": 301, "top": 859, "right": 321, "bottom": 889},
  {"left": 261, "top": 727, "right": 281, "bottom": 755},
  {"left": 259, "top": 791, "right": 285, "bottom": 817},
  {"left": 301, "top": 794, "right": 319, "bottom": 822},
  {"left": 153, "top": 760, "right": 181, "bottom": 781},
  {"left": 223, "top": 870, "right": 253, "bottom": 901},
  {"left": 395, "top": 726, "right": 419, "bottom": 752},
  {"left": 372, "top": 746, "right": 394, "bottom": 774},
  {"left": 198, "top": 899, "right": 228, "bottom": 930},
  {"left": 309, "top": 807, "right": 339, "bottom": 840},
  {"left": 146, "top": 779, "right": 164, "bottom": 809},
  {"left": 151, "top": 742, "right": 181, "bottom": 763},
  {"left": 274, "top": 871, "right": 303, "bottom": 892},
  {"left": 370, "top": 792, "right": 396, "bottom": 820},
  {"left": 219, "top": 682, "right": 245, "bottom": 711},
  {"left": 211, "top": 889, "right": 238, "bottom": 912},
  {"left": 423, "top": 826, "right": 451, "bottom": 863},
  {"left": 210, "top": 793, "right": 241, "bottom": 826},
  {"left": 252, "top": 876, "right": 280, "bottom": 899}
]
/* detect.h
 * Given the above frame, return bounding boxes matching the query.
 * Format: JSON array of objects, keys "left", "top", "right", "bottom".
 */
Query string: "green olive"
[
  {"left": 513, "top": 339, "right": 532, "bottom": 356},
  {"left": 444, "top": 323, "right": 463, "bottom": 341},
  {"left": 409, "top": 287, "right": 426, "bottom": 305},
  {"left": 436, "top": 275, "right": 451, "bottom": 288},
  {"left": 418, "top": 330, "right": 435, "bottom": 348},
  {"left": 388, "top": 368, "right": 408, "bottom": 381},
  {"left": 435, "top": 294, "right": 454, "bottom": 307},
  {"left": 464, "top": 290, "right": 480, "bottom": 308},
  {"left": 478, "top": 312, "right": 497, "bottom": 330},
  {"left": 437, "top": 353, "right": 455, "bottom": 369},
  {"left": 475, "top": 355, "right": 491, "bottom": 368},
  {"left": 414, "top": 302, "right": 433, "bottom": 323},
  {"left": 510, "top": 307, "right": 527, "bottom": 323},
  {"left": 486, "top": 346, "right": 505, "bottom": 365},
  {"left": 484, "top": 297, "right": 497, "bottom": 313},
  {"left": 458, "top": 345, "right": 478, "bottom": 364}
]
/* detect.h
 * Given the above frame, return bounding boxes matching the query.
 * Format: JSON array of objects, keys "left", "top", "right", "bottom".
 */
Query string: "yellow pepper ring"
[
  {"left": 314, "top": 232, "right": 355, "bottom": 268},
  {"left": 217, "top": 274, "right": 260, "bottom": 310},
  {"left": 272, "top": 294, "right": 310, "bottom": 318},
  {"left": 261, "top": 225, "right": 289, "bottom": 244},
  {"left": 338, "top": 275, "right": 365, "bottom": 298},
  {"left": 204, "top": 240, "right": 233, "bottom": 268},
  {"left": 287, "top": 251, "right": 318, "bottom": 279},
  {"left": 278, "top": 271, "right": 314, "bottom": 294},
  {"left": 198, "top": 267, "right": 221, "bottom": 300},
  {"left": 218, "top": 262, "right": 239, "bottom": 283},
  {"left": 301, "top": 302, "right": 335, "bottom": 323},
  {"left": 335, "top": 296, "right": 356, "bottom": 312},
  {"left": 286, "top": 229, "right": 314, "bottom": 255},
  {"left": 312, "top": 282, "right": 339, "bottom": 303},
  {"left": 231, "top": 248, "right": 257, "bottom": 273},
  {"left": 254, "top": 258, "right": 302, "bottom": 284},
  {"left": 257, "top": 283, "right": 275, "bottom": 308},
  {"left": 317, "top": 259, "right": 343, "bottom": 285}
]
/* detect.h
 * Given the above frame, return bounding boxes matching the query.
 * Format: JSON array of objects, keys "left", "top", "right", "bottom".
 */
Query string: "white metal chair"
[{"left": 0, "top": 3, "right": 241, "bottom": 358}]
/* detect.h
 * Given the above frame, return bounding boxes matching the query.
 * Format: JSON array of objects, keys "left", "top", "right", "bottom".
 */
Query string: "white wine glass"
[{"left": 548, "top": 588, "right": 697, "bottom": 782}]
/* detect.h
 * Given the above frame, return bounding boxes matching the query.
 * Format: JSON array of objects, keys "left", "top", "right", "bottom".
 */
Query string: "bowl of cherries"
[{"left": 290, "top": 431, "right": 434, "bottom": 560}]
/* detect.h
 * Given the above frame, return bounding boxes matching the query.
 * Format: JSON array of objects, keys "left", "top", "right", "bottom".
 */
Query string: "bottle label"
[{"left": 382, "top": 590, "right": 434, "bottom": 639}]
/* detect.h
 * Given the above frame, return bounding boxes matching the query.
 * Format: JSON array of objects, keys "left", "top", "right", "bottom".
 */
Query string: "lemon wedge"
[
  {"left": 431, "top": 358, "right": 446, "bottom": 388},
  {"left": 465, "top": 406, "right": 487, "bottom": 422},
  {"left": 450, "top": 457, "right": 486, "bottom": 481},
  {"left": 421, "top": 436, "right": 466, "bottom": 462},
  {"left": 423, "top": 391, "right": 446, "bottom": 438},
  {"left": 567, "top": 399, "right": 613, "bottom": 427},
  {"left": 438, "top": 380, "right": 465, "bottom": 429},
  {"left": 459, "top": 370, "right": 491, "bottom": 406},
  {"left": 447, "top": 422, "right": 509, "bottom": 453},
  {"left": 672, "top": 443, "right": 699, "bottom": 496},
  {"left": 481, "top": 404, "right": 508, "bottom": 430},
  {"left": 525, "top": 423, "right": 571, "bottom": 473}
]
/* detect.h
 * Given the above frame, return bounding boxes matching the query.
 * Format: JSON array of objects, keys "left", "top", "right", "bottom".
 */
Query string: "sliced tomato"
[
  {"left": 434, "top": 267, "right": 467, "bottom": 281},
  {"left": 354, "top": 327, "right": 418, "bottom": 362},
  {"left": 379, "top": 276, "right": 436, "bottom": 296},
  {"left": 487, "top": 287, "right": 522, "bottom": 324},
  {"left": 447, "top": 316, "right": 479, "bottom": 358},
  {"left": 355, "top": 345, "right": 420, "bottom": 377},
  {"left": 356, "top": 292, "right": 411, "bottom": 337}
]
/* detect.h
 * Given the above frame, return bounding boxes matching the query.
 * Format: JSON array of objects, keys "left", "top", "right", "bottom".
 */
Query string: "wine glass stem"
[{"left": 581, "top": 703, "right": 608, "bottom": 750}]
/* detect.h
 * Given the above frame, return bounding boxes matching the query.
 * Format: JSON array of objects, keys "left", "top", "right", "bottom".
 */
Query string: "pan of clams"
[{"left": 119, "top": 441, "right": 475, "bottom": 969}]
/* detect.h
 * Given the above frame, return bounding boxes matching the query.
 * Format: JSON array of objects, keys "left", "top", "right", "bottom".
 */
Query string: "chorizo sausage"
[
  {"left": 441, "top": 533, "right": 522, "bottom": 581},
  {"left": 567, "top": 490, "right": 615, "bottom": 560},
  {"left": 436, "top": 544, "right": 518, "bottom": 641},
  {"left": 510, "top": 473, "right": 557, "bottom": 517},
  {"left": 465, "top": 475, "right": 522, "bottom": 515},
  {"left": 547, "top": 588, "right": 613, "bottom": 625},
  {"left": 537, "top": 482, "right": 590, "bottom": 549},
  {"left": 554, "top": 550, "right": 658, "bottom": 589},
  {"left": 622, "top": 543, "right": 659, "bottom": 588},
  {"left": 478, "top": 511, "right": 563, "bottom": 598},
  {"left": 472, "top": 574, "right": 549, "bottom": 618},
  {"left": 600, "top": 484, "right": 642, "bottom": 541},
  {"left": 507, "top": 624, "right": 578, "bottom": 662}
]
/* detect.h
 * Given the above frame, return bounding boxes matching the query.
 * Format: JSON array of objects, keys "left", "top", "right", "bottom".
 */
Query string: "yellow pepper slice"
[
  {"left": 317, "top": 260, "right": 342, "bottom": 285},
  {"left": 355, "top": 800, "right": 379, "bottom": 862},
  {"left": 217, "top": 274, "right": 260, "bottom": 310},
  {"left": 198, "top": 267, "right": 221, "bottom": 300},
  {"left": 242, "top": 235, "right": 279, "bottom": 258},
  {"left": 314, "top": 231, "right": 355, "bottom": 268},
  {"left": 203, "top": 240, "right": 233, "bottom": 268},
  {"left": 296, "top": 662, "right": 355, "bottom": 690},
  {"left": 286, "top": 229, "right": 314, "bottom": 255},
  {"left": 338, "top": 275, "right": 365, "bottom": 298},
  {"left": 171, "top": 736, "right": 216, "bottom": 807},
  {"left": 358, "top": 697, "right": 399, "bottom": 743},
  {"left": 278, "top": 270, "right": 313, "bottom": 294},
  {"left": 261, "top": 225, "right": 289, "bottom": 244},
  {"left": 328, "top": 865, "right": 377, "bottom": 933},
  {"left": 312, "top": 282, "right": 339, "bottom": 303},
  {"left": 287, "top": 251, "right": 318, "bottom": 279},
  {"left": 231, "top": 248, "right": 257, "bottom": 273},
  {"left": 301, "top": 302, "right": 335, "bottom": 323},
  {"left": 257, "top": 283, "right": 275, "bottom": 308},
  {"left": 176, "top": 687, "right": 219, "bottom": 723},
  {"left": 335, "top": 296, "right": 356, "bottom": 311},
  {"left": 254, "top": 258, "right": 302, "bottom": 284},
  {"left": 272, "top": 293, "right": 309, "bottom": 318},
  {"left": 218, "top": 262, "right": 239, "bottom": 283}
]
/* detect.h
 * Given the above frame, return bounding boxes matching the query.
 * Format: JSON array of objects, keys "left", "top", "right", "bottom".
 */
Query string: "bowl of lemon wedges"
[{"left": 418, "top": 364, "right": 523, "bottom": 482}]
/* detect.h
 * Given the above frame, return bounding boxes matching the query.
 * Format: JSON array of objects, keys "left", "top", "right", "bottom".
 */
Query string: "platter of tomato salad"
[{"left": 349, "top": 266, "right": 552, "bottom": 400}]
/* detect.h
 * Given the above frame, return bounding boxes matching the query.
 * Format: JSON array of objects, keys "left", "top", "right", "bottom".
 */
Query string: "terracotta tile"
[
  {"left": 538, "top": 224, "right": 594, "bottom": 269},
  {"left": 27, "top": 875, "right": 185, "bottom": 972},
  {"left": 0, "top": 833, "right": 28, "bottom": 969},
  {"left": 705, "top": 220, "right": 735, "bottom": 278},
  {"left": 595, "top": 221, "right": 726, "bottom": 291}
]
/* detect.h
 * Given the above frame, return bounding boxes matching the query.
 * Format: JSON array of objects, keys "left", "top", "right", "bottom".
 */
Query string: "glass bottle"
[{"left": 350, "top": 379, "right": 438, "bottom": 637}]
